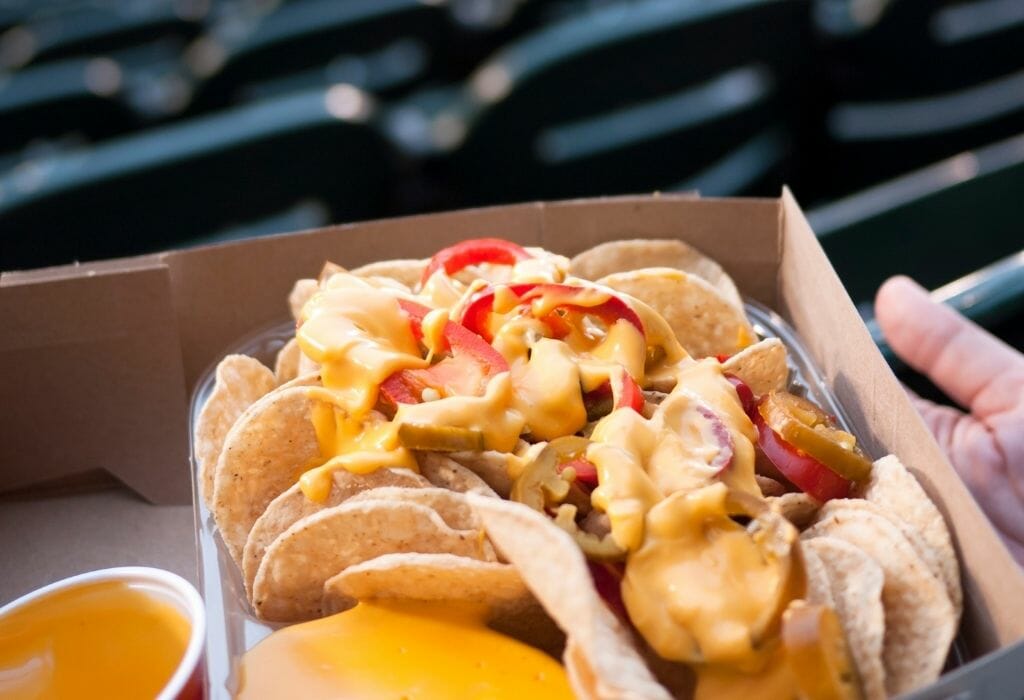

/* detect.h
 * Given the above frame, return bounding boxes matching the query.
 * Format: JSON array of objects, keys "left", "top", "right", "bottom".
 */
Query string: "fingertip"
[
  {"left": 875, "top": 275, "right": 925, "bottom": 310},
  {"left": 874, "top": 276, "right": 928, "bottom": 341},
  {"left": 872, "top": 275, "right": 1019, "bottom": 411}
]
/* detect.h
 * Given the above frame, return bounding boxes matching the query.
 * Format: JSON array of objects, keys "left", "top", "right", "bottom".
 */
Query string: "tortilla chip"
[
  {"left": 211, "top": 385, "right": 319, "bottom": 565},
  {"left": 241, "top": 468, "right": 430, "bottom": 596},
  {"left": 467, "top": 495, "right": 672, "bottom": 700},
  {"left": 444, "top": 450, "right": 516, "bottom": 497},
  {"left": 599, "top": 268, "right": 755, "bottom": 359},
  {"left": 253, "top": 499, "right": 494, "bottom": 622},
  {"left": 274, "top": 372, "right": 320, "bottom": 391},
  {"left": 288, "top": 278, "right": 318, "bottom": 321},
  {"left": 570, "top": 239, "right": 743, "bottom": 310},
  {"left": 755, "top": 475, "right": 787, "bottom": 497},
  {"left": 348, "top": 486, "right": 490, "bottom": 535},
  {"left": 273, "top": 338, "right": 301, "bottom": 385},
  {"left": 322, "top": 550, "right": 562, "bottom": 652},
  {"left": 818, "top": 499, "right": 951, "bottom": 627},
  {"left": 804, "top": 537, "right": 887, "bottom": 700},
  {"left": 418, "top": 452, "right": 500, "bottom": 497},
  {"left": 721, "top": 338, "right": 789, "bottom": 396},
  {"left": 860, "top": 455, "right": 961, "bottom": 616},
  {"left": 350, "top": 259, "right": 427, "bottom": 290},
  {"left": 565, "top": 638, "right": 673, "bottom": 700},
  {"left": 195, "top": 355, "right": 276, "bottom": 510},
  {"left": 800, "top": 542, "right": 834, "bottom": 608},
  {"left": 769, "top": 492, "right": 820, "bottom": 529},
  {"left": 297, "top": 352, "right": 319, "bottom": 376},
  {"left": 325, "top": 551, "right": 563, "bottom": 655},
  {"left": 804, "top": 504, "right": 955, "bottom": 695},
  {"left": 323, "top": 552, "right": 526, "bottom": 612}
]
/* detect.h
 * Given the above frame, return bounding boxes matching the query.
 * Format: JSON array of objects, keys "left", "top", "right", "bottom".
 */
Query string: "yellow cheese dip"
[
  {"left": 0, "top": 580, "right": 191, "bottom": 700},
  {"left": 236, "top": 600, "right": 574, "bottom": 699}
]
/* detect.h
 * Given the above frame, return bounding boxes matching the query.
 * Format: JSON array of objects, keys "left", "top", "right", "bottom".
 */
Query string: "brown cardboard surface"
[
  {"left": 2, "top": 192, "right": 1023, "bottom": 671},
  {"left": 1, "top": 253, "right": 165, "bottom": 287},
  {"left": 0, "top": 261, "right": 190, "bottom": 503},
  {"left": 0, "top": 486, "right": 196, "bottom": 606},
  {"left": 165, "top": 202, "right": 544, "bottom": 389},
  {"left": 778, "top": 189, "right": 1024, "bottom": 652}
]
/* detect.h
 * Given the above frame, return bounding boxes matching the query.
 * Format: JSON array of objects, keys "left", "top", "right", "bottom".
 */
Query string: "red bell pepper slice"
[
  {"left": 421, "top": 238, "right": 532, "bottom": 285},
  {"left": 557, "top": 457, "right": 599, "bottom": 490},
  {"left": 725, "top": 373, "right": 756, "bottom": 417},
  {"left": 611, "top": 369, "right": 644, "bottom": 413},
  {"left": 588, "top": 561, "right": 629, "bottom": 622},
  {"left": 752, "top": 405, "right": 850, "bottom": 502},
  {"left": 585, "top": 368, "right": 645, "bottom": 416},
  {"left": 460, "top": 283, "right": 645, "bottom": 343},
  {"left": 380, "top": 299, "right": 509, "bottom": 405}
]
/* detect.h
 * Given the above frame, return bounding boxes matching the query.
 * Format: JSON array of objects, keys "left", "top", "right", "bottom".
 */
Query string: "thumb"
[{"left": 874, "top": 276, "right": 1022, "bottom": 418}]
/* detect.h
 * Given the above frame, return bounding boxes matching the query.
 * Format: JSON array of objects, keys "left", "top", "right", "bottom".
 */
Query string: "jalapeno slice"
[
  {"left": 397, "top": 423, "right": 486, "bottom": 452},
  {"left": 758, "top": 392, "right": 872, "bottom": 482},
  {"left": 553, "top": 504, "right": 626, "bottom": 562},
  {"left": 510, "top": 436, "right": 590, "bottom": 511}
]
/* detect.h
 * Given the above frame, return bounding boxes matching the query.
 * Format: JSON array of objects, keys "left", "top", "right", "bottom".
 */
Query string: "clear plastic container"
[
  {"left": 189, "top": 303, "right": 968, "bottom": 699},
  {"left": 190, "top": 319, "right": 294, "bottom": 700}
]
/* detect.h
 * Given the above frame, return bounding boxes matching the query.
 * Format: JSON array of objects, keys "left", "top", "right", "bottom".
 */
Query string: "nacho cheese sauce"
[
  {"left": 296, "top": 275, "right": 425, "bottom": 501},
  {"left": 623, "top": 483, "right": 792, "bottom": 663},
  {"left": 0, "top": 581, "right": 190, "bottom": 699},
  {"left": 289, "top": 249, "right": 809, "bottom": 695},
  {"left": 297, "top": 275, "right": 426, "bottom": 415},
  {"left": 235, "top": 601, "right": 573, "bottom": 699}
]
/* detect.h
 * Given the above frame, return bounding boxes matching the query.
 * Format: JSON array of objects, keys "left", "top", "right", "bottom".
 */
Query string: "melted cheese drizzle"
[
  {"left": 297, "top": 274, "right": 426, "bottom": 500},
  {"left": 693, "top": 643, "right": 796, "bottom": 699},
  {"left": 300, "top": 392, "right": 419, "bottom": 502},
  {"left": 623, "top": 483, "right": 788, "bottom": 664},
  {"left": 394, "top": 372, "right": 526, "bottom": 453},
  {"left": 586, "top": 358, "right": 801, "bottom": 684},
  {"left": 298, "top": 274, "right": 426, "bottom": 415},
  {"left": 587, "top": 359, "right": 758, "bottom": 549},
  {"left": 235, "top": 601, "right": 573, "bottom": 700},
  {"left": 291, "top": 259, "right": 808, "bottom": 695}
]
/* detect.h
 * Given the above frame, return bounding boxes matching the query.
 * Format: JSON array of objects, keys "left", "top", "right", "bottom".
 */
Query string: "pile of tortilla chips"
[{"left": 194, "top": 239, "right": 960, "bottom": 699}]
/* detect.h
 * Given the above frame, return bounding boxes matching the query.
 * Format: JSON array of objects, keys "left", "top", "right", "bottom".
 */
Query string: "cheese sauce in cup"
[{"left": 0, "top": 567, "right": 205, "bottom": 700}]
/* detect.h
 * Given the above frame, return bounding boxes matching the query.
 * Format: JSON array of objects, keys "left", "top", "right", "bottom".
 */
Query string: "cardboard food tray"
[{"left": 3, "top": 191, "right": 1024, "bottom": 697}]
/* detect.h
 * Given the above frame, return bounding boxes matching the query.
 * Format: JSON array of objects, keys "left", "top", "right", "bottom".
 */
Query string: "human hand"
[{"left": 875, "top": 276, "right": 1024, "bottom": 564}]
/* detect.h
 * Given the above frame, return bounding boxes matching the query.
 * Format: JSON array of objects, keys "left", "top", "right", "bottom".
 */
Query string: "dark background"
[{"left": 0, "top": 0, "right": 1022, "bottom": 398}]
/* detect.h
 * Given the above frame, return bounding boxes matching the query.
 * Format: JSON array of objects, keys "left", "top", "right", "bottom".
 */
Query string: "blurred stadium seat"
[
  {"left": 0, "top": 55, "right": 139, "bottom": 154},
  {"left": 809, "top": 133, "right": 1024, "bottom": 314},
  {"left": 803, "top": 0, "right": 1024, "bottom": 200},
  {"left": 670, "top": 127, "right": 790, "bottom": 196},
  {"left": 0, "top": 85, "right": 396, "bottom": 270},
  {"left": 187, "top": 0, "right": 448, "bottom": 112},
  {"left": 0, "top": 2, "right": 205, "bottom": 70},
  {"left": 0, "top": 0, "right": 1021, "bottom": 300},
  {"left": 384, "top": 0, "right": 810, "bottom": 207}
]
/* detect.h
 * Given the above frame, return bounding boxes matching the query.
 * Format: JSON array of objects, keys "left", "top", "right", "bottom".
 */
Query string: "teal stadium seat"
[
  {"left": 808, "top": 133, "right": 1024, "bottom": 320},
  {"left": 188, "top": 0, "right": 447, "bottom": 112},
  {"left": 809, "top": 134, "right": 1024, "bottom": 394},
  {"left": 0, "top": 56, "right": 141, "bottom": 155},
  {"left": 804, "top": 0, "right": 1024, "bottom": 200},
  {"left": 0, "top": 85, "right": 396, "bottom": 270},
  {"left": 385, "top": 0, "right": 810, "bottom": 207},
  {"left": 0, "top": 2, "right": 204, "bottom": 70}
]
